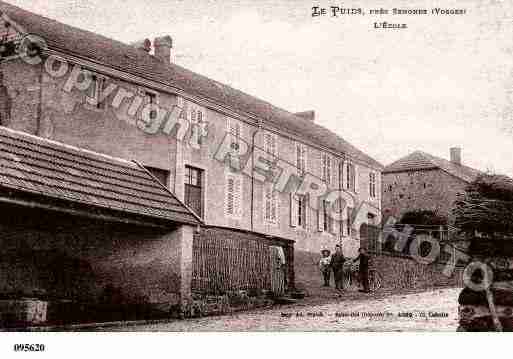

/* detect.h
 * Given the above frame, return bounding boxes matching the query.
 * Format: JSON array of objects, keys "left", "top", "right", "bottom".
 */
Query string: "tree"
[
  {"left": 453, "top": 174, "right": 513, "bottom": 236},
  {"left": 452, "top": 174, "right": 513, "bottom": 256}
]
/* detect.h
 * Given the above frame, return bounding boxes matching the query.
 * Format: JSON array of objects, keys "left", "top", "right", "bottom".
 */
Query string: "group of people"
[{"left": 318, "top": 245, "right": 370, "bottom": 293}]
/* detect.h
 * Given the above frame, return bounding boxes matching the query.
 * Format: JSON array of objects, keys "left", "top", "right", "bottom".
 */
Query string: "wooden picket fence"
[{"left": 192, "top": 235, "right": 273, "bottom": 295}]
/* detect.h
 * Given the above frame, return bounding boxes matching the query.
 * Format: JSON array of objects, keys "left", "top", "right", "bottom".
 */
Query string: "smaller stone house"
[{"left": 382, "top": 147, "right": 482, "bottom": 223}]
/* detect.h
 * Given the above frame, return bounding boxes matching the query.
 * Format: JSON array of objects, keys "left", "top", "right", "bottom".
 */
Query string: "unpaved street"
[{"left": 102, "top": 288, "right": 460, "bottom": 332}]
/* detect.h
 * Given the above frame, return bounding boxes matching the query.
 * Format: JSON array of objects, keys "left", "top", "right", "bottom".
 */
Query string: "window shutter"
[
  {"left": 234, "top": 175, "right": 242, "bottom": 217},
  {"left": 318, "top": 201, "right": 325, "bottom": 232},
  {"left": 177, "top": 95, "right": 184, "bottom": 109},
  {"left": 226, "top": 173, "right": 242, "bottom": 218},
  {"left": 303, "top": 146, "right": 307, "bottom": 175},
  {"left": 272, "top": 190, "right": 279, "bottom": 223},
  {"left": 327, "top": 156, "right": 332, "bottom": 185},
  {"left": 264, "top": 185, "right": 271, "bottom": 222},
  {"left": 342, "top": 161, "right": 348, "bottom": 189},
  {"left": 304, "top": 194, "right": 309, "bottom": 228},
  {"left": 296, "top": 143, "right": 306, "bottom": 176},
  {"left": 290, "top": 193, "right": 298, "bottom": 227},
  {"left": 354, "top": 164, "right": 359, "bottom": 193},
  {"left": 226, "top": 176, "right": 234, "bottom": 216}
]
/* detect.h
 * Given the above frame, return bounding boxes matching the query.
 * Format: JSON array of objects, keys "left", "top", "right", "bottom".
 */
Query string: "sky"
[{"left": 7, "top": 0, "right": 513, "bottom": 176}]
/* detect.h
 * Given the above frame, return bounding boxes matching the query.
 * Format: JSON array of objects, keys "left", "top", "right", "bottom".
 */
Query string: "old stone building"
[
  {"left": 0, "top": 1, "right": 383, "bottom": 322},
  {"left": 382, "top": 148, "right": 482, "bottom": 223}
]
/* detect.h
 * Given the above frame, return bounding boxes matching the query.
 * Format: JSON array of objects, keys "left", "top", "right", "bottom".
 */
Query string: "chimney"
[
  {"left": 131, "top": 38, "right": 152, "bottom": 53},
  {"left": 154, "top": 36, "right": 173, "bottom": 63},
  {"left": 450, "top": 147, "right": 462, "bottom": 165},
  {"left": 295, "top": 110, "right": 315, "bottom": 122}
]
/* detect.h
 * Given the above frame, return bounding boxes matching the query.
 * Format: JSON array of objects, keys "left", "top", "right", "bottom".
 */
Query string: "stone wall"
[
  {"left": 370, "top": 253, "right": 464, "bottom": 290},
  {"left": 382, "top": 168, "right": 468, "bottom": 222},
  {"left": 0, "top": 203, "right": 193, "bottom": 325}
]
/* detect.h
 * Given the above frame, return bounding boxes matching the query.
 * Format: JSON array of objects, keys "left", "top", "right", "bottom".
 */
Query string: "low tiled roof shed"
[{"left": 0, "top": 126, "right": 201, "bottom": 227}]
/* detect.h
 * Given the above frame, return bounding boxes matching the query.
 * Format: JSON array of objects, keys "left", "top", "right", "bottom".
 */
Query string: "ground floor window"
[{"left": 185, "top": 166, "right": 203, "bottom": 218}]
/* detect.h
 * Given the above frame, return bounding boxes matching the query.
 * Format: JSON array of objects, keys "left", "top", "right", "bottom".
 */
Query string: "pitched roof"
[
  {"left": 0, "top": 1, "right": 383, "bottom": 170},
  {"left": 383, "top": 150, "right": 482, "bottom": 183},
  {"left": 0, "top": 126, "right": 201, "bottom": 226}
]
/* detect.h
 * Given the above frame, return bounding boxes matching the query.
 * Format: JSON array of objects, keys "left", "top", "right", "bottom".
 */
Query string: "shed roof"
[{"left": 0, "top": 126, "right": 201, "bottom": 226}]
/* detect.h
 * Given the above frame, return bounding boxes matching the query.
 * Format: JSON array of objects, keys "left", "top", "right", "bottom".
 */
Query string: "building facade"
[
  {"left": 382, "top": 148, "right": 482, "bottom": 222},
  {"left": 0, "top": 2, "right": 383, "bottom": 256}
]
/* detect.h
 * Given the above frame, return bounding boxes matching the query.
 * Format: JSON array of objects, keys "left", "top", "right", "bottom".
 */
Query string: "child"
[{"left": 319, "top": 249, "right": 331, "bottom": 287}]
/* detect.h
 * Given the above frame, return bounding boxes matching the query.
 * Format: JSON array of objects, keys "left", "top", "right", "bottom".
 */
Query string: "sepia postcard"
[{"left": 0, "top": 0, "right": 512, "bottom": 356}]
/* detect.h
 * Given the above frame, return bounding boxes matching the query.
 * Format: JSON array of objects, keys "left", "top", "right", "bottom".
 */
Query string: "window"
[
  {"left": 228, "top": 118, "right": 241, "bottom": 150},
  {"left": 225, "top": 172, "right": 242, "bottom": 218},
  {"left": 346, "top": 207, "right": 353, "bottom": 236},
  {"left": 86, "top": 74, "right": 106, "bottom": 109},
  {"left": 320, "top": 200, "right": 333, "bottom": 232},
  {"left": 290, "top": 194, "right": 307, "bottom": 228},
  {"left": 369, "top": 172, "right": 377, "bottom": 198},
  {"left": 296, "top": 143, "right": 307, "bottom": 176},
  {"left": 185, "top": 166, "right": 203, "bottom": 218},
  {"left": 145, "top": 166, "right": 169, "bottom": 188},
  {"left": 190, "top": 106, "right": 206, "bottom": 148},
  {"left": 264, "top": 184, "right": 279, "bottom": 224},
  {"left": 297, "top": 195, "right": 307, "bottom": 228},
  {"left": 264, "top": 132, "right": 278, "bottom": 158},
  {"left": 227, "top": 119, "right": 242, "bottom": 170},
  {"left": 144, "top": 91, "right": 158, "bottom": 120},
  {"left": 321, "top": 153, "right": 332, "bottom": 185},
  {"left": 346, "top": 162, "right": 356, "bottom": 192}
]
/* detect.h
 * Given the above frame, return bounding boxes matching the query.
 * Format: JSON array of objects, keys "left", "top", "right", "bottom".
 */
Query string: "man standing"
[
  {"left": 319, "top": 249, "right": 332, "bottom": 287},
  {"left": 353, "top": 247, "right": 370, "bottom": 293},
  {"left": 331, "top": 245, "right": 346, "bottom": 291}
]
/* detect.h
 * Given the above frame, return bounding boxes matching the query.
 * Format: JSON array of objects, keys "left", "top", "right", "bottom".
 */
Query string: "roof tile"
[
  {"left": 0, "top": 126, "right": 201, "bottom": 225},
  {"left": 383, "top": 150, "right": 482, "bottom": 183}
]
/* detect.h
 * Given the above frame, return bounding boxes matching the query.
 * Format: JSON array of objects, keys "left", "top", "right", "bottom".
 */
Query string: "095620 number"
[{"left": 13, "top": 344, "right": 45, "bottom": 352}]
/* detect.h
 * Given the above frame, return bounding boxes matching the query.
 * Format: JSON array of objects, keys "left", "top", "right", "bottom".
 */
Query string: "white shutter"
[
  {"left": 176, "top": 95, "right": 184, "bottom": 109},
  {"left": 290, "top": 193, "right": 298, "bottom": 227},
  {"left": 296, "top": 143, "right": 306, "bottom": 176},
  {"left": 354, "top": 164, "right": 359, "bottom": 193},
  {"left": 264, "top": 185, "right": 271, "bottom": 222},
  {"left": 234, "top": 175, "right": 242, "bottom": 217},
  {"left": 226, "top": 173, "right": 242, "bottom": 218},
  {"left": 272, "top": 190, "right": 279, "bottom": 223},
  {"left": 303, "top": 146, "right": 308, "bottom": 175},
  {"left": 342, "top": 161, "right": 348, "bottom": 189},
  {"left": 226, "top": 175, "right": 234, "bottom": 216},
  {"left": 318, "top": 201, "right": 325, "bottom": 232},
  {"left": 264, "top": 184, "right": 278, "bottom": 224},
  {"left": 327, "top": 155, "right": 332, "bottom": 185},
  {"left": 272, "top": 134, "right": 278, "bottom": 158}
]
